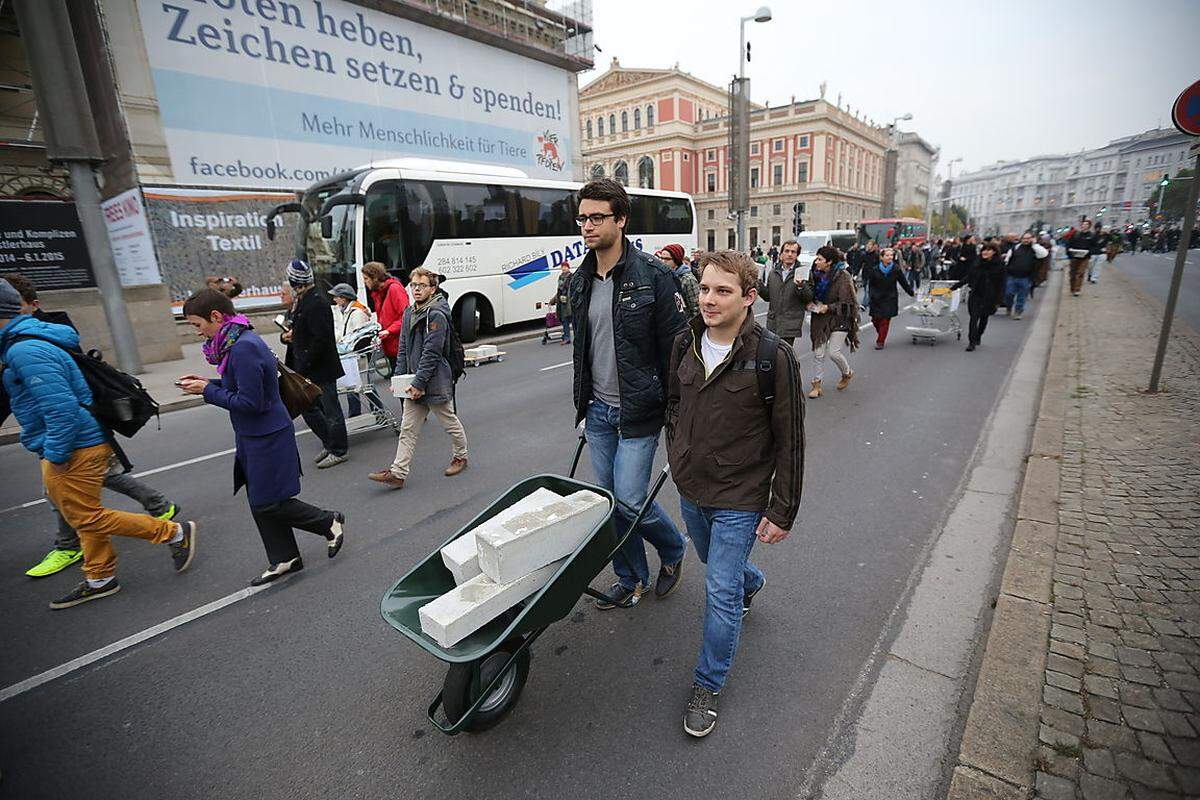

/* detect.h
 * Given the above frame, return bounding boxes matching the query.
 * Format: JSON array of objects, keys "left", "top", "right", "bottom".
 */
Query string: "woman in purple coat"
[{"left": 179, "top": 289, "right": 345, "bottom": 585}]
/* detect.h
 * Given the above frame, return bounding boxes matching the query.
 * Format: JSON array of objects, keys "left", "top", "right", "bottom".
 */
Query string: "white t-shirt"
[{"left": 701, "top": 330, "right": 734, "bottom": 378}]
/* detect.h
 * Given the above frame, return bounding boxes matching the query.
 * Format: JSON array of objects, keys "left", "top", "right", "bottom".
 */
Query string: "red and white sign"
[
  {"left": 101, "top": 188, "right": 163, "bottom": 286},
  {"left": 1171, "top": 79, "right": 1200, "bottom": 137}
]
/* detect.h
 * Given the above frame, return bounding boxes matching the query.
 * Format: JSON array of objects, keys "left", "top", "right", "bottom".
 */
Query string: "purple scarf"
[{"left": 202, "top": 314, "right": 252, "bottom": 375}]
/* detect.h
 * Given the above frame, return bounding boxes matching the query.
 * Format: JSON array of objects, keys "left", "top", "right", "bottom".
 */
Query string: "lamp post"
[
  {"left": 733, "top": 6, "right": 770, "bottom": 252},
  {"left": 882, "top": 112, "right": 912, "bottom": 217},
  {"left": 937, "top": 157, "right": 962, "bottom": 234}
]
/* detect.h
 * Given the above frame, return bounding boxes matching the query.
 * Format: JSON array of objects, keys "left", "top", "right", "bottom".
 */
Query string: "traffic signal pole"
[{"left": 1147, "top": 152, "right": 1200, "bottom": 393}]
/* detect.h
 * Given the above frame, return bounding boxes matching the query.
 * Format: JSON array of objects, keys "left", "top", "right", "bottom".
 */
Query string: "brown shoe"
[
  {"left": 369, "top": 469, "right": 405, "bottom": 489},
  {"left": 444, "top": 457, "right": 468, "bottom": 477},
  {"left": 836, "top": 370, "right": 854, "bottom": 391},
  {"left": 806, "top": 379, "right": 822, "bottom": 399}
]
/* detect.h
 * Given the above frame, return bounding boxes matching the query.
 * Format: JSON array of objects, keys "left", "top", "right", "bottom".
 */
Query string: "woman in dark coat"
[
  {"left": 864, "top": 247, "right": 915, "bottom": 349},
  {"left": 179, "top": 289, "right": 345, "bottom": 586},
  {"left": 951, "top": 241, "right": 1007, "bottom": 352}
]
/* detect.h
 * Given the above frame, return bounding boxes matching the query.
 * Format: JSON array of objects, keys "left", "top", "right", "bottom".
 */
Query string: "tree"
[
  {"left": 932, "top": 203, "right": 968, "bottom": 236},
  {"left": 898, "top": 203, "right": 925, "bottom": 219},
  {"left": 1145, "top": 168, "right": 1194, "bottom": 221}
]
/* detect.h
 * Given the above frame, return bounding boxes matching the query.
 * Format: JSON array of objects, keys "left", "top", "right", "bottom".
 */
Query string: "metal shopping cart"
[
  {"left": 905, "top": 280, "right": 962, "bottom": 345},
  {"left": 336, "top": 321, "right": 401, "bottom": 435}
]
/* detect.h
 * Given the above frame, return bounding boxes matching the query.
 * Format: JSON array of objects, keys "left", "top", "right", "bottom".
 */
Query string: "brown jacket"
[
  {"left": 665, "top": 311, "right": 805, "bottom": 529},
  {"left": 807, "top": 267, "right": 860, "bottom": 352}
]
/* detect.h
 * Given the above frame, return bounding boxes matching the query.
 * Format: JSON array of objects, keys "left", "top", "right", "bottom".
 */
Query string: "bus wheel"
[{"left": 457, "top": 295, "right": 480, "bottom": 343}]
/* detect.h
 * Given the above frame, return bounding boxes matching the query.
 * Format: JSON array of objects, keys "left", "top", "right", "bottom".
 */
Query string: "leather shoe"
[
  {"left": 444, "top": 457, "right": 468, "bottom": 477},
  {"left": 369, "top": 469, "right": 405, "bottom": 488}
]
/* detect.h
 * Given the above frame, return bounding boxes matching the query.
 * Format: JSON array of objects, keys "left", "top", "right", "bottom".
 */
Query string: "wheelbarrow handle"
[{"left": 568, "top": 430, "right": 587, "bottom": 479}]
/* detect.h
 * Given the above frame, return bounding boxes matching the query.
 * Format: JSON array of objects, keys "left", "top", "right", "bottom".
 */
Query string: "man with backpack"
[
  {"left": 369, "top": 267, "right": 468, "bottom": 488},
  {"left": 665, "top": 251, "right": 804, "bottom": 737},
  {"left": 0, "top": 279, "right": 197, "bottom": 608}
]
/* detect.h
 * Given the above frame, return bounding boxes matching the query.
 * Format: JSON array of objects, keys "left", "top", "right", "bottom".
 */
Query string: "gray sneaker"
[
  {"left": 313, "top": 449, "right": 328, "bottom": 465},
  {"left": 316, "top": 453, "right": 348, "bottom": 469},
  {"left": 684, "top": 684, "right": 719, "bottom": 738}
]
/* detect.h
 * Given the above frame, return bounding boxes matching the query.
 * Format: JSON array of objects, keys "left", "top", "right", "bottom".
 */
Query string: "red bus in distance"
[{"left": 857, "top": 217, "right": 928, "bottom": 247}]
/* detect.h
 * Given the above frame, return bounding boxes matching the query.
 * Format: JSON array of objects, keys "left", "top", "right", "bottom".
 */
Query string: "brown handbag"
[{"left": 276, "top": 358, "right": 322, "bottom": 419}]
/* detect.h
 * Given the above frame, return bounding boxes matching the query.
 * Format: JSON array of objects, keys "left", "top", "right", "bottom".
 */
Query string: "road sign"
[{"left": 1171, "top": 79, "right": 1200, "bottom": 136}]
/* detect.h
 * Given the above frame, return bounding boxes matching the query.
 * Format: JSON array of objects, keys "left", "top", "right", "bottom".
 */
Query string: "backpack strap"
[{"left": 755, "top": 325, "right": 779, "bottom": 408}]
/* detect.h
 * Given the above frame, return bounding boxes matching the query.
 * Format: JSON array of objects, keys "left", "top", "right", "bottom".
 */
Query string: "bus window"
[
  {"left": 363, "top": 181, "right": 406, "bottom": 281},
  {"left": 512, "top": 186, "right": 577, "bottom": 236},
  {"left": 627, "top": 195, "right": 693, "bottom": 235}
]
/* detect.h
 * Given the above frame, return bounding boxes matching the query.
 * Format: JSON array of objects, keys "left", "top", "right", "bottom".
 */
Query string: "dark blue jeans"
[
  {"left": 1004, "top": 276, "right": 1032, "bottom": 313},
  {"left": 585, "top": 401, "right": 686, "bottom": 590},
  {"left": 680, "top": 498, "right": 764, "bottom": 692},
  {"left": 560, "top": 314, "right": 572, "bottom": 343}
]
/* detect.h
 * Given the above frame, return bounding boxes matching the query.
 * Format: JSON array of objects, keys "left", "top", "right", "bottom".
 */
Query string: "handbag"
[{"left": 276, "top": 358, "right": 322, "bottom": 419}]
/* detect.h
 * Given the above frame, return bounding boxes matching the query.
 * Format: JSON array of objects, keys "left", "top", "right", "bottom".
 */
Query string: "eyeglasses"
[
  {"left": 410, "top": 282, "right": 433, "bottom": 289},
  {"left": 574, "top": 213, "right": 615, "bottom": 227}
]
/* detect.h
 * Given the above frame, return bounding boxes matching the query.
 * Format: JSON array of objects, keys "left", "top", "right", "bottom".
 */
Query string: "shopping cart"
[
  {"left": 336, "top": 321, "right": 401, "bottom": 435},
  {"left": 905, "top": 280, "right": 962, "bottom": 345}
]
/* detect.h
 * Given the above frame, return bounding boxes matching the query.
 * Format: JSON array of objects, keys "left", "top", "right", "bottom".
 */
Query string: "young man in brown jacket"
[{"left": 665, "top": 250, "right": 805, "bottom": 737}]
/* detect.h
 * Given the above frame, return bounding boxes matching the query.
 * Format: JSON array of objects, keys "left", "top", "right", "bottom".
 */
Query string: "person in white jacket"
[{"left": 329, "top": 283, "right": 371, "bottom": 416}]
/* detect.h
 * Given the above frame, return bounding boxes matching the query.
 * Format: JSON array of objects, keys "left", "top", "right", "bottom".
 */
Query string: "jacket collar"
[
  {"left": 687, "top": 308, "right": 757, "bottom": 386},
  {"left": 579, "top": 235, "right": 631, "bottom": 281}
]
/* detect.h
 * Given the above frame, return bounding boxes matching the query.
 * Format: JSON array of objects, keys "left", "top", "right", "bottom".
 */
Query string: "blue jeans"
[
  {"left": 680, "top": 498, "right": 764, "bottom": 693},
  {"left": 561, "top": 315, "right": 572, "bottom": 343},
  {"left": 585, "top": 401, "right": 686, "bottom": 590},
  {"left": 1005, "top": 276, "right": 1032, "bottom": 313}
]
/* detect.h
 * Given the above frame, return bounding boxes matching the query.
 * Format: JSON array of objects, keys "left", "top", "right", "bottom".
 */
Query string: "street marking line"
[
  {"left": 539, "top": 361, "right": 573, "bottom": 372},
  {"left": 0, "top": 430, "right": 313, "bottom": 516},
  {"left": 0, "top": 584, "right": 269, "bottom": 704}
]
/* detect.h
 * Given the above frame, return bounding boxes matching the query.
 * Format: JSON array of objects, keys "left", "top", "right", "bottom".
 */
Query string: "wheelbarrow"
[{"left": 379, "top": 433, "right": 670, "bottom": 735}]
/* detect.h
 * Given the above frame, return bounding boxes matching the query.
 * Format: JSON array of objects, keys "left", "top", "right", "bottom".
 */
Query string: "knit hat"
[
  {"left": 0, "top": 278, "right": 22, "bottom": 318},
  {"left": 286, "top": 259, "right": 314, "bottom": 286},
  {"left": 327, "top": 283, "right": 357, "bottom": 300},
  {"left": 661, "top": 244, "right": 686, "bottom": 267}
]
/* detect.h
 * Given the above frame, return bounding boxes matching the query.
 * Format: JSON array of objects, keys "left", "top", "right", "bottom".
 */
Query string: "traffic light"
[
  {"left": 792, "top": 201, "right": 804, "bottom": 235},
  {"left": 1161, "top": 174, "right": 1170, "bottom": 187},
  {"left": 746, "top": 41, "right": 751, "bottom": 63}
]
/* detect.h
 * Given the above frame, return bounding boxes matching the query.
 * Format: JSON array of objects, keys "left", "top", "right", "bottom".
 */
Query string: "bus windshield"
[
  {"left": 858, "top": 219, "right": 926, "bottom": 246},
  {"left": 301, "top": 179, "right": 358, "bottom": 291}
]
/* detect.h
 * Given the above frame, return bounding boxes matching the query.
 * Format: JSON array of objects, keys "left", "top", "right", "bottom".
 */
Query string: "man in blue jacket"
[{"left": 0, "top": 279, "right": 197, "bottom": 609}]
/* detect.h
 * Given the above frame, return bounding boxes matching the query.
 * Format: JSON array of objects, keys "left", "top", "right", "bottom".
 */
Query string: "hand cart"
[
  {"left": 379, "top": 433, "right": 668, "bottom": 735},
  {"left": 906, "top": 280, "right": 962, "bottom": 345},
  {"left": 336, "top": 322, "right": 401, "bottom": 434}
]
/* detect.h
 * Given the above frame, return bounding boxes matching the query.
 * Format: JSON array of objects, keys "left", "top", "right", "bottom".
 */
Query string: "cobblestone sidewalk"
[{"left": 1033, "top": 265, "right": 1200, "bottom": 800}]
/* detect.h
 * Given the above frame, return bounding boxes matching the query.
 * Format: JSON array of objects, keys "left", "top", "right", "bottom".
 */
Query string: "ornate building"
[{"left": 579, "top": 59, "right": 891, "bottom": 249}]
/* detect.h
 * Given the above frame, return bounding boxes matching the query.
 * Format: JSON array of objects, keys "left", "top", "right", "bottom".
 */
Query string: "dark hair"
[
  {"left": 578, "top": 178, "right": 630, "bottom": 224},
  {"left": 780, "top": 239, "right": 800, "bottom": 254},
  {"left": 980, "top": 242, "right": 999, "bottom": 256},
  {"left": 0, "top": 272, "right": 36, "bottom": 303},
  {"left": 815, "top": 245, "right": 841, "bottom": 265},
  {"left": 362, "top": 261, "right": 389, "bottom": 283},
  {"left": 182, "top": 288, "right": 235, "bottom": 319}
]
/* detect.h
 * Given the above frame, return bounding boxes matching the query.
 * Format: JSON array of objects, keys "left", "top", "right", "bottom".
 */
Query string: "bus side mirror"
[{"left": 320, "top": 215, "right": 334, "bottom": 239}]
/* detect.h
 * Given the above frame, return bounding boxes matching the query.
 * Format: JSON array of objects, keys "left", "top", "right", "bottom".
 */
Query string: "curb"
[{"left": 946, "top": 272, "right": 1070, "bottom": 799}]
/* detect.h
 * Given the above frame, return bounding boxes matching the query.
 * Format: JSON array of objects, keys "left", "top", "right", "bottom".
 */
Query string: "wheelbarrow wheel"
[{"left": 442, "top": 640, "right": 531, "bottom": 733}]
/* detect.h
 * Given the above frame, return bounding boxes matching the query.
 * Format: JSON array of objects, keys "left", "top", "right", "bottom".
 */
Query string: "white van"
[{"left": 794, "top": 230, "right": 858, "bottom": 278}]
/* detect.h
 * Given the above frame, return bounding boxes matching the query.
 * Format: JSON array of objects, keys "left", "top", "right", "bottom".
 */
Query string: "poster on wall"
[
  {"left": 101, "top": 187, "right": 164, "bottom": 286},
  {"left": 0, "top": 201, "right": 97, "bottom": 290},
  {"left": 142, "top": 188, "right": 297, "bottom": 313},
  {"left": 135, "top": 0, "right": 576, "bottom": 189}
]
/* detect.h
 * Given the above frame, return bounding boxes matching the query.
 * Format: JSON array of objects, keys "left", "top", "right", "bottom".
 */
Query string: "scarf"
[
  {"left": 879, "top": 260, "right": 895, "bottom": 275},
  {"left": 813, "top": 265, "right": 842, "bottom": 302},
  {"left": 202, "top": 314, "right": 252, "bottom": 375}
]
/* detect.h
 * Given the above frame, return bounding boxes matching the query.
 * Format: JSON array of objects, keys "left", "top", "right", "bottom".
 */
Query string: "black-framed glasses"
[{"left": 574, "top": 213, "right": 615, "bottom": 227}]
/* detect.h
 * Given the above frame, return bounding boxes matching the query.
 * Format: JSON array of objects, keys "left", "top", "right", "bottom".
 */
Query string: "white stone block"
[
  {"left": 390, "top": 373, "right": 416, "bottom": 395},
  {"left": 419, "top": 559, "right": 563, "bottom": 648},
  {"left": 439, "top": 487, "right": 562, "bottom": 584},
  {"left": 476, "top": 490, "right": 607, "bottom": 584}
]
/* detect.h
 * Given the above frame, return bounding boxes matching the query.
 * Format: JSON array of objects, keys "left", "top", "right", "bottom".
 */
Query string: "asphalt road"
[
  {"left": 1109, "top": 248, "right": 1200, "bottom": 334},
  {"left": 0, "top": 290, "right": 1043, "bottom": 800}
]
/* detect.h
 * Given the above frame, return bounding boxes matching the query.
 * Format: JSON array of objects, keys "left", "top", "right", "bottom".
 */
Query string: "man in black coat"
[{"left": 283, "top": 259, "right": 348, "bottom": 467}]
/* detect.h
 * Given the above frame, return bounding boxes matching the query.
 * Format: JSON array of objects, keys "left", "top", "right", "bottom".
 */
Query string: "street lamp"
[
  {"left": 882, "top": 113, "right": 912, "bottom": 216},
  {"left": 739, "top": 6, "right": 771, "bottom": 80},
  {"left": 734, "top": 6, "right": 771, "bottom": 252},
  {"left": 937, "top": 157, "right": 962, "bottom": 234}
]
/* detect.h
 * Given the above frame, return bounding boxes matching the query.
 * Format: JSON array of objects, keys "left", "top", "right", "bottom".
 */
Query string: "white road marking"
[
  {"left": 539, "top": 361, "right": 573, "bottom": 372},
  {"left": 0, "top": 430, "right": 313, "bottom": 516},
  {"left": 0, "top": 584, "right": 269, "bottom": 704}
]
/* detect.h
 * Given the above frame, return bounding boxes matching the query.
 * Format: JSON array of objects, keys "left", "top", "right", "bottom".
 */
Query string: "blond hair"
[
  {"left": 408, "top": 267, "right": 437, "bottom": 286},
  {"left": 699, "top": 250, "right": 758, "bottom": 295}
]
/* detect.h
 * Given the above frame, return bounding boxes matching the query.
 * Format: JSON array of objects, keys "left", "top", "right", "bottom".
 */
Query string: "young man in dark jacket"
[
  {"left": 282, "top": 259, "right": 348, "bottom": 468},
  {"left": 569, "top": 179, "right": 689, "bottom": 608},
  {"left": 1064, "top": 220, "right": 1098, "bottom": 297},
  {"left": 757, "top": 240, "right": 807, "bottom": 346},
  {"left": 665, "top": 251, "right": 804, "bottom": 737},
  {"left": 1002, "top": 232, "right": 1048, "bottom": 319}
]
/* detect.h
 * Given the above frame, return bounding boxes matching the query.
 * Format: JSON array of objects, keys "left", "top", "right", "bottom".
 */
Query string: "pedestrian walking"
[
  {"left": 369, "top": 267, "right": 469, "bottom": 489},
  {"left": 805, "top": 246, "right": 859, "bottom": 398},
  {"left": 1104, "top": 229, "right": 1121, "bottom": 263},
  {"left": 665, "top": 250, "right": 804, "bottom": 738},
  {"left": 904, "top": 242, "right": 924, "bottom": 291},
  {"left": 361, "top": 261, "right": 410, "bottom": 371},
  {"left": 0, "top": 279, "right": 197, "bottom": 609},
  {"left": 329, "top": 283, "right": 371, "bottom": 418},
  {"left": 282, "top": 259, "right": 348, "bottom": 468},
  {"left": 180, "top": 289, "right": 344, "bottom": 586},
  {"left": 657, "top": 244, "right": 700, "bottom": 320},
  {"left": 954, "top": 235, "right": 978, "bottom": 281},
  {"left": 1064, "top": 219, "right": 1098, "bottom": 297},
  {"left": 858, "top": 240, "right": 880, "bottom": 308},
  {"left": 1001, "top": 232, "right": 1047, "bottom": 320},
  {"left": 864, "top": 247, "right": 915, "bottom": 349},
  {"left": 549, "top": 260, "right": 574, "bottom": 344},
  {"left": 757, "top": 240, "right": 807, "bottom": 347},
  {"left": 952, "top": 241, "right": 1007, "bottom": 351},
  {"left": 568, "top": 178, "right": 688, "bottom": 609}
]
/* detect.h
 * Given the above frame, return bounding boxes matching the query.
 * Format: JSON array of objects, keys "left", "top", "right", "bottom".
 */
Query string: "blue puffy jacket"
[{"left": 0, "top": 315, "right": 108, "bottom": 464}]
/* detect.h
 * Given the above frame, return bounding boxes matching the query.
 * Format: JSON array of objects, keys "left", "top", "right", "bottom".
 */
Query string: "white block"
[
  {"left": 439, "top": 487, "right": 563, "bottom": 584},
  {"left": 465, "top": 344, "right": 498, "bottom": 359},
  {"left": 476, "top": 490, "right": 607, "bottom": 584},
  {"left": 391, "top": 373, "right": 416, "bottom": 395},
  {"left": 419, "top": 559, "right": 563, "bottom": 648}
]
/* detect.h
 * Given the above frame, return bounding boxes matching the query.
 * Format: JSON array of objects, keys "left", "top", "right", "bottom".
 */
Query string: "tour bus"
[
  {"left": 267, "top": 159, "right": 697, "bottom": 342},
  {"left": 857, "top": 217, "right": 928, "bottom": 247}
]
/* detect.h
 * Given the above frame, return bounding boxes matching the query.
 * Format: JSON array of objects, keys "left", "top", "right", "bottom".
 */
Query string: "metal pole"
[
  {"left": 926, "top": 151, "right": 939, "bottom": 239},
  {"left": 737, "top": 17, "right": 746, "bottom": 252},
  {"left": 67, "top": 161, "right": 142, "bottom": 374},
  {"left": 1147, "top": 152, "right": 1200, "bottom": 392}
]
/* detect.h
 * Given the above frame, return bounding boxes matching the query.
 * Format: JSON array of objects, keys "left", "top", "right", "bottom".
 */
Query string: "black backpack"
[
  {"left": 675, "top": 324, "right": 782, "bottom": 407},
  {"left": 445, "top": 322, "right": 466, "bottom": 384}
]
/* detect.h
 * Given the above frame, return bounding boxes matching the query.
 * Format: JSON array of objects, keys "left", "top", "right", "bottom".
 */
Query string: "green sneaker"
[
  {"left": 26, "top": 548, "right": 83, "bottom": 578},
  {"left": 156, "top": 503, "right": 180, "bottom": 521}
]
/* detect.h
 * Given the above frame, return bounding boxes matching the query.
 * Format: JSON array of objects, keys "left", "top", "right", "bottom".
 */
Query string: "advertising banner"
[
  {"left": 142, "top": 188, "right": 297, "bottom": 313},
  {"left": 135, "top": 0, "right": 575, "bottom": 189},
  {"left": 101, "top": 187, "right": 164, "bottom": 286},
  {"left": 0, "top": 201, "right": 96, "bottom": 290}
]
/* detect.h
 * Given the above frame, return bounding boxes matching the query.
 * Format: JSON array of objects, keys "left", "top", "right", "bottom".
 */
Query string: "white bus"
[{"left": 268, "top": 159, "right": 697, "bottom": 342}]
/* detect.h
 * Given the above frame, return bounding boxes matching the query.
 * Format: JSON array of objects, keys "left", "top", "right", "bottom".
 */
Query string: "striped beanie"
[{"left": 286, "top": 259, "right": 313, "bottom": 286}]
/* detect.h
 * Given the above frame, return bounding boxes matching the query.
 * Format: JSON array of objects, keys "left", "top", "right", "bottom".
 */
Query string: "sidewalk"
[{"left": 949, "top": 265, "right": 1200, "bottom": 799}]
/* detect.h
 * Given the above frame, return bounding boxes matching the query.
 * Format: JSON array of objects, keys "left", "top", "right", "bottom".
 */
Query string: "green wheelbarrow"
[{"left": 379, "top": 434, "right": 670, "bottom": 735}]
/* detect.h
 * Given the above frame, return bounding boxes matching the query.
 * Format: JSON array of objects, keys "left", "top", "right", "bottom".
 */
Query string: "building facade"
[
  {"left": 894, "top": 131, "right": 938, "bottom": 215},
  {"left": 579, "top": 61, "right": 893, "bottom": 251},
  {"left": 949, "top": 127, "right": 1195, "bottom": 235}
]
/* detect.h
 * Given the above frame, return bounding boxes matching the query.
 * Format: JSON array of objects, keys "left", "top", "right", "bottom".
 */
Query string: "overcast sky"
[{"left": 578, "top": 0, "right": 1198, "bottom": 177}]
